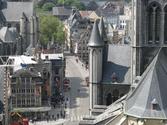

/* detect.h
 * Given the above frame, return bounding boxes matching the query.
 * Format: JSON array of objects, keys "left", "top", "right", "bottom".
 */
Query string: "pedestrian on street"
[{"left": 66, "top": 97, "right": 68, "bottom": 101}]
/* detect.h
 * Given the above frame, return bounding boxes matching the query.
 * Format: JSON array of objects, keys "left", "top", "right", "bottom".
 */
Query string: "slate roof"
[
  {"left": 96, "top": 1, "right": 124, "bottom": 17},
  {"left": 66, "top": 11, "right": 81, "bottom": 28},
  {"left": 86, "top": 1, "right": 99, "bottom": 11},
  {"left": 0, "top": 27, "right": 17, "bottom": 43},
  {"left": 102, "top": 44, "right": 131, "bottom": 84},
  {"left": 52, "top": 6, "right": 72, "bottom": 16},
  {"left": 125, "top": 48, "right": 167, "bottom": 119},
  {"left": 88, "top": 20, "right": 104, "bottom": 47},
  {"left": 2, "top": 2, "right": 34, "bottom": 22},
  {"left": 99, "top": 17, "right": 107, "bottom": 42}
]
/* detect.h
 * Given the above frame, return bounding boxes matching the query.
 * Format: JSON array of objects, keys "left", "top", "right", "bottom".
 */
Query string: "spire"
[
  {"left": 21, "top": 12, "right": 27, "bottom": 20},
  {"left": 99, "top": 17, "right": 107, "bottom": 42},
  {"left": 88, "top": 20, "right": 104, "bottom": 47},
  {"left": 125, "top": 48, "right": 167, "bottom": 119}
]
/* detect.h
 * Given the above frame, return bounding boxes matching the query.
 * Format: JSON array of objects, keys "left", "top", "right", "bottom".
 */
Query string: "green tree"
[
  {"left": 71, "top": 0, "right": 86, "bottom": 10},
  {"left": 76, "top": 2, "right": 86, "bottom": 10},
  {"left": 39, "top": 15, "right": 65, "bottom": 46},
  {"left": 57, "top": 0, "right": 86, "bottom": 10},
  {"left": 42, "top": 2, "right": 55, "bottom": 11}
]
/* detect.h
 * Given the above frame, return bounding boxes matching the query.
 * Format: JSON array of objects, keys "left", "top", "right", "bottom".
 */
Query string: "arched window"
[
  {"left": 6, "top": 44, "right": 11, "bottom": 55},
  {"left": 147, "top": 2, "right": 161, "bottom": 43},
  {"left": 155, "top": 6, "right": 161, "bottom": 42},
  {"left": 106, "top": 93, "right": 112, "bottom": 106},
  {"left": 113, "top": 89, "right": 119, "bottom": 102},
  {"left": 148, "top": 7, "right": 153, "bottom": 42},
  {"left": 164, "top": 5, "right": 167, "bottom": 42}
]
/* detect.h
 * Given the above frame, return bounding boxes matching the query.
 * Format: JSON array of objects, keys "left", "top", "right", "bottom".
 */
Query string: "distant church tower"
[
  {"left": 132, "top": 0, "right": 167, "bottom": 81},
  {"left": 20, "top": 13, "right": 28, "bottom": 53},
  {"left": 30, "top": 16, "right": 35, "bottom": 47},
  {"left": 88, "top": 20, "right": 104, "bottom": 113}
]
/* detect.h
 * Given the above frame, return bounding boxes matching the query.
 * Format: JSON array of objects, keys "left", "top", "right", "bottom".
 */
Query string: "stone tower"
[
  {"left": 20, "top": 13, "right": 27, "bottom": 52},
  {"left": 131, "top": 0, "right": 167, "bottom": 81},
  {"left": 30, "top": 16, "right": 35, "bottom": 47},
  {"left": 34, "top": 15, "right": 39, "bottom": 47},
  {"left": 88, "top": 20, "right": 104, "bottom": 113}
]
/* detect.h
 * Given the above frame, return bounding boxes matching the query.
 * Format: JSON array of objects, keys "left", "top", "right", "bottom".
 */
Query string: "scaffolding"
[{"left": 0, "top": 56, "right": 21, "bottom": 125}]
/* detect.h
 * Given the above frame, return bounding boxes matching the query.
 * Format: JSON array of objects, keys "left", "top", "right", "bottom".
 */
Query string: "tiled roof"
[{"left": 79, "top": 11, "right": 93, "bottom": 18}]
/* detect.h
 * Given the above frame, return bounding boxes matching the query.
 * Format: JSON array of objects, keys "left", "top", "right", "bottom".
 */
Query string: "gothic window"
[
  {"left": 164, "top": 6, "right": 167, "bottom": 42},
  {"left": 106, "top": 93, "right": 112, "bottom": 106},
  {"left": 155, "top": 6, "right": 161, "bottom": 42},
  {"left": 92, "top": 49, "right": 96, "bottom": 55},
  {"left": 147, "top": 2, "right": 161, "bottom": 43},
  {"left": 6, "top": 44, "right": 11, "bottom": 55},
  {"left": 113, "top": 89, "right": 119, "bottom": 102}
]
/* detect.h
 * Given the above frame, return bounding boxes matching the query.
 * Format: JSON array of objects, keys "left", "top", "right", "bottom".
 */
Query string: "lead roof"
[
  {"left": 125, "top": 48, "right": 167, "bottom": 119},
  {"left": 88, "top": 20, "right": 104, "bottom": 47}
]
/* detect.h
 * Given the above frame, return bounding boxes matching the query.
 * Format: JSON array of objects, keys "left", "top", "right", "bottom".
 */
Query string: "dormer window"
[
  {"left": 111, "top": 72, "right": 117, "bottom": 82},
  {"left": 151, "top": 98, "right": 158, "bottom": 110}
]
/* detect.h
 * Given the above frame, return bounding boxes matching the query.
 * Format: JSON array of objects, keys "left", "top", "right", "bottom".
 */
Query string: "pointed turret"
[
  {"left": 99, "top": 17, "right": 107, "bottom": 42},
  {"left": 88, "top": 20, "right": 104, "bottom": 47},
  {"left": 88, "top": 20, "right": 104, "bottom": 113},
  {"left": 30, "top": 16, "right": 35, "bottom": 47}
]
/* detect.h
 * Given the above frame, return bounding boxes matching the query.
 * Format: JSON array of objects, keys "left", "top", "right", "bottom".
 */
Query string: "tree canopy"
[
  {"left": 36, "top": 0, "right": 86, "bottom": 11},
  {"left": 42, "top": 2, "right": 55, "bottom": 11},
  {"left": 57, "top": 0, "right": 86, "bottom": 10},
  {"left": 39, "top": 15, "right": 65, "bottom": 46}
]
